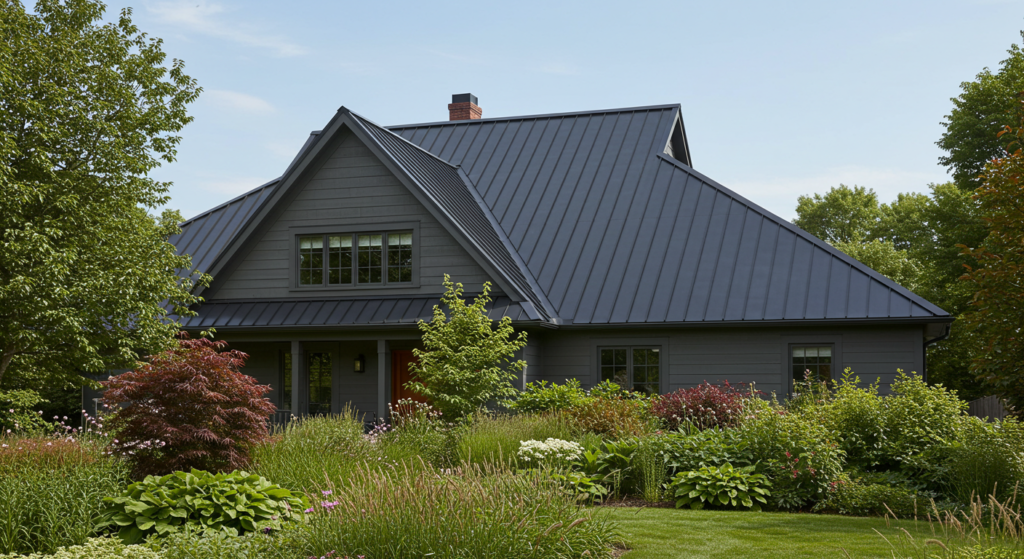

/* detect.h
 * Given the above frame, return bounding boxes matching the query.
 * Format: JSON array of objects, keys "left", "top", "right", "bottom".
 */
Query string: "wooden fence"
[{"left": 967, "top": 395, "right": 1011, "bottom": 421}]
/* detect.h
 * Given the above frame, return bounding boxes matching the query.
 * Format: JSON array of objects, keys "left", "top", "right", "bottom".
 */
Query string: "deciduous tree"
[{"left": 0, "top": 0, "right": 204, "bottom": 390}]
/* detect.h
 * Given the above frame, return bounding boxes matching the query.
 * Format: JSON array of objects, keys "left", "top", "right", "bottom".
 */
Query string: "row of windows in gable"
[{"left": 298, "top": 231, "right": 412, "bottom": 287}]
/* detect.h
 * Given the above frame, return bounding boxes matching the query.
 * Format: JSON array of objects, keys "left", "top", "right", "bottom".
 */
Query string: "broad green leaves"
[
  {"left": 668, "top": 464, "right": 771, "bottom": 511},
  {"left": 97, "top": 469, "right": 308, "bottom": 544}
]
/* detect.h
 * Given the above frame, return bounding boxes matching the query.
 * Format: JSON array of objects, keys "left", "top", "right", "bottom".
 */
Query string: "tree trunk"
[{"left": 0, "top": 349, "right": 13, "bottom": 386}]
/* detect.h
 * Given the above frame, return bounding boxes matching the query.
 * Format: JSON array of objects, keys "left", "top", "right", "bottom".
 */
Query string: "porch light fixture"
[{"left": 354, "top": 354, "right": 366, "bottom": 373}]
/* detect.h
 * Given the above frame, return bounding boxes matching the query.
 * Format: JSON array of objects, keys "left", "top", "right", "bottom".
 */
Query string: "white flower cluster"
[{"left": 517, "top": 438, "right": 583, "bottom": 464}]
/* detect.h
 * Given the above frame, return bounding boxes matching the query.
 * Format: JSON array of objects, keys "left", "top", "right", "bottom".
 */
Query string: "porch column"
[
  {"left": 377, "top": 339, "right": 387, "bottom": 422},
  {"left": 291, "top": 340, "right": 304, "bottom": 415}
]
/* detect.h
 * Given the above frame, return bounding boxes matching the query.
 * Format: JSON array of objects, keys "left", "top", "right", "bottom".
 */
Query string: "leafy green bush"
[
  {"left": 158, "top": 529, "right": 302, "bottom": 559},
  {"left": 565, "top": 396, "right": 655, "bottom": 438},
  {"left": 300, "top": 463, "right": 616, "bottom": 558},
  {"left": 668, "top": 464, "right": 771, "bottom": 511},
  {"left": 0, "top": 390, "right": 50, "bottom": 434},
  {"left": 663, "top": 428, "right": 757, "bottom": 474},
  {"left": 0, "top": 537, "right": 162, "bottom": 559},
  {"left": 0, "top": 437, "right": 129, "bottom": 555},
  {"left": 548, "top": 470, "right": 609, "bottom": 503},
  {"left": 99, "top": 469, "right": 308, "bottom": 543},
  {"left": 943, "top": 417, "right": 1024, "bottom": 503},
  {"left": 505, "top": 379, "right": 591, "bottom": 413},
  {"left": 737, "top": 407, "right": 845, "bottom": 510},
  {"left": 820, "top": 475, "right": 923, "bottom": 517},
  {"left": 575, "top": 438, "right": 639, "bottom": 498}
]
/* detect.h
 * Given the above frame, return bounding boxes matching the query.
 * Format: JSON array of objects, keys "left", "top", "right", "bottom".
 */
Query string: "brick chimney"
[{"left": 448, "top": 93, "right": 482, "bottom": 121}]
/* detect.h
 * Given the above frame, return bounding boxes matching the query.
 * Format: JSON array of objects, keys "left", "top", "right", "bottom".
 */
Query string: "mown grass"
[{"left": 608, "top": 507, "right": 933, "bottom": 559}]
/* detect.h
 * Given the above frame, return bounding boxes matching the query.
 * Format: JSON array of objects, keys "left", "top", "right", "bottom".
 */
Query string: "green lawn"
[{"left": 604, "top": 507, "right": 927, "bottom": 559}]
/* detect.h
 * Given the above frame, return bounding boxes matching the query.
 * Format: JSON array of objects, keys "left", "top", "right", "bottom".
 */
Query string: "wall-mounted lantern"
[{"left": 354, "top": 354, "right": 366, "bottom": 373}]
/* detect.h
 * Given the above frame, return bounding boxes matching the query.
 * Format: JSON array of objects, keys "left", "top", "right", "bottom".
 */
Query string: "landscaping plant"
[
  {"left": 506, "top": 379, "right": 591, "bottom": 413},
  {"left": 668, "top": 464, "right": 772, "bottom": 511},
  {"left": 517, "top": 438, "right": 584, "bottom": 468},
  {"left": 99, "top": 469, "right": 308, "bottom": 543},
  {"left": 102, "top": 334, "right": 276, "bottom": 477},
  {"left": 0, "top": 537, "right": 162, "bottom": 559},
  {"left": 651, "top": 381, "right": 757, "bottom": 431},
  {"left": 457, "top": 412, "right": 596, "bottom": 467},
  {"left": 407, "top": 276, "right": 528, "bottom": 420},
  {"left": 0, "top": 436, "right": 128, "bottom": 555},
  {"left": 566, "top": 396, "right": 654, "bottom": 438}
]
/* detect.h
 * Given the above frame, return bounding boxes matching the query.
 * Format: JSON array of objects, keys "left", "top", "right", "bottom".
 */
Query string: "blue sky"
[{"left": 103, "top": 0, "right": 1023, "bottom": 220}]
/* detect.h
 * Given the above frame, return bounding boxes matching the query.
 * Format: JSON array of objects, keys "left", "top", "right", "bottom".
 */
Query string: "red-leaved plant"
[
  {"left": 101, "top": 333, "right": 275, "bottom": 477},
  {"left": 651, "top": 381, "right": 759, "bottom": 431}
]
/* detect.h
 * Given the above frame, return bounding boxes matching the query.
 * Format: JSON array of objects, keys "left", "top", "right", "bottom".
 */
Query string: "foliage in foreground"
[
  {"left": 408, "top": 276, "right": 527, "bottom": 420},
  {"left": 0, "top": 436, "right": 129, "bottom": 555},
  {"left": 669, "top": 464, "right": 771, "bottom": 511},
  {"left": 882, "top": 492, "right": 1024, "bottom": 558},
  {"left": 99, "top": 469, "right": 307, "bottom": 543},
  {"left": 0, "top": 537, "right": 162, "bottom": 559},
  {"left": 300, "top": 462, "right": 617, "bottom": 559},
  {"left": 102, "top": 335, "right": 275, "bottom": 477},
  {"left": 0, "top": 0, "right": 205, "bottom": 393}
]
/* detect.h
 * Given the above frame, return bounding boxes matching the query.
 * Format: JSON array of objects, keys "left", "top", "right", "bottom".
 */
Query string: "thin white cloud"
[
  {"left": 147, "top": 1, "right": 306, "bottom": 57},
  {"left": 723, "top": 165, "right": 948, "bottom": 221},
  {"left": 205, "top": 90, "right": 275, "bottom": 114}
]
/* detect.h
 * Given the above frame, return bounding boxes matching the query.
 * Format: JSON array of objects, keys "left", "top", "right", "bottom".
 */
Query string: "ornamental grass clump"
[
  {"left": 457, "top": 412, "right": 596, "bottom": 468},
  {"left": 0, "top": 435, "right": 128, "bottom": 555},
  {"left": 102, "top": 333, "right": 276, "bottom": 477},
  {"left": 300, "top": 461, "right": 617, "bottom": 558}
]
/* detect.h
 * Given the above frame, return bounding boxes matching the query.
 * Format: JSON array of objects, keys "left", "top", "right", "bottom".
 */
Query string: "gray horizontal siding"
[{"left": 211, "top": 130, "right": 496, "bottom": 300}]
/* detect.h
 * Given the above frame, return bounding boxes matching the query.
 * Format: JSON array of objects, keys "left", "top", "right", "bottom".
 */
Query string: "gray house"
[{"left": 173, "top": 94, "right": 952, "bottom": 421}]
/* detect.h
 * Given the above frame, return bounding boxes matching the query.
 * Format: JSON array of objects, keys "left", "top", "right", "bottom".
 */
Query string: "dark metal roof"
[
  {"left": 389, "top": 106, "right": 950, "bottom": 324},
  {"left": 179, "top": 296, "right": 536, "bottom": 329},
  {"left": 172, "top": 103, "right": 951, "bottom": 328},
  {"left": 350, "top": 113, "right": 552, "bottom": 320}
]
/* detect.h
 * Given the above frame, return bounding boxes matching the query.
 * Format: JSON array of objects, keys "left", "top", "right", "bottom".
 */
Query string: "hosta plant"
[
  {"left": 548, "top": 471, "right": 609, "bottom": 503},
  {"left": 98, "top": 469, "right": 308, "bottom": 543},
  {"left": 669, "top": 464, "right": 771, "bottom": 511}
]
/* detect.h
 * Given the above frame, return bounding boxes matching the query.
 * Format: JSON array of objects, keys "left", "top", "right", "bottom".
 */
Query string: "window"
[
  {"left": 599, "top": 346, "right": 661, "bottom": 395},
  {"left": 297, "top": 230, "right": 412, "bottom": 287},
  {"left": 279, "top": 351, "right": 292, "bottom": 411},
  {"left": 308, "top": 352, "right": 332, "bottom": 415},
  {"left": 792, "top": 346, "right": 833, "bottom": 383}
]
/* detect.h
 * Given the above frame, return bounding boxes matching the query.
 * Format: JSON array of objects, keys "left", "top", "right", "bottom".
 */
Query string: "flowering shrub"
[
  {"left": 98, "top": 469, "right": 307, "bottom": 543},
  {"left": 517, "top": 438, "right": 584, "bottom": 467},
  {"left": 102, "top": 333, "right": 275, "bottom": 477},
  {"left": 650, "top": 381, "right": 757, "bottom": 431}
]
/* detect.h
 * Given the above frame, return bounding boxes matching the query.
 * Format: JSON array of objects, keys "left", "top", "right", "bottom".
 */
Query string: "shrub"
[
  {"left": 407, "top": 277, "right": 527, "bottom": 420},
  {"left": 299, "top": 463, "right": 616, "bottom": 558},
  {"left": 99, "top": 469, "right": 308, "bottom": 543},
  {"left": 574, "top": 438, "right": 640, "bottom": 498},
  {"left": 737, "top": 408, "right": 845, "bottom": 510},
  {"left": 158, "top": 529, "right": 302, "bottom": 559},
  {"left": 518, "top": 438, "right": 584, "bottom": 468},
  {"left": 651, "top": 381, "right": 756, "bottom": 431},
  {"left": 457, "top": 412, "right": 597, "bottom": 467},
  {"left": 0, "top": 537, "right": 162, "bottom": 559},
  {"left": 102, "top": 334, "right": 276, "bottom": 477},
  {"left": 820, "top": 476, "right": 922, "bottom": 517},
  {"left": 880, "top": 371, "right": 969, "bottom": 470},
  {"left": 668, "top": 464, "right": 771, "bottom": 511},
  {"left": 0, "top": 436, "right": 128, "bottom": 555},
  {"left": 566, "top": 397, "right": 654, "bottom": 438},
  {"left": 0, "top": 390, "right": 50, "bottom": 434},
  {"left": 379, "top": 399, "right": 459, "bottom": 468},
  {"left": 663, "top": 428, "right": 757, "bottom": 474},
  {"left": 506, "top": 379, "right": 591, "bottom": 413},
  {"left": 943, "top": 417, "right": 1024, "bottom": 503},
  {"left": 252, "top": 409, "right": 369, "bottom": 493}
]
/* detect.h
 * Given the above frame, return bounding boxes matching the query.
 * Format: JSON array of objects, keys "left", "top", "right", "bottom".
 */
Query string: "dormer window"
[{"left": 297, "top": 230, "right": 413, "bottom": 287}]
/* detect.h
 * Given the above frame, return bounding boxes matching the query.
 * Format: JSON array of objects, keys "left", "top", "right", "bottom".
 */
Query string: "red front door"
[{"left": 391, "top": 350, "right": 427, "bottom": 407}]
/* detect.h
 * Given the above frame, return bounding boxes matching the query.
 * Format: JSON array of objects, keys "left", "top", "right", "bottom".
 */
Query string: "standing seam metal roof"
[{"left": 172, "top": 103, "right": 951, "bottom": 328}]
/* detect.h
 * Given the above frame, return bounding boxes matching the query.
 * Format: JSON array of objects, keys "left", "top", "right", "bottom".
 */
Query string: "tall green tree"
[
  {"left": 408, "top": 276, "right": 527, "bottom": 420},
  {"left": 793, "top": 184, "right": 880, "bottom": 244},
  {"left": 0, "top": 0, "right": 204, "bottom": 389},
  {"left": 961, "top": 118, "right": 1024, "bottom": 411},
  {"left": 938, "top": 31, "right": 1024, "bottom": 191}
]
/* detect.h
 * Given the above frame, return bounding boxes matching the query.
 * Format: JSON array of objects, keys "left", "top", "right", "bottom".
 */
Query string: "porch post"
[
  {"left": 291, "top": 340, "right": 303, "bottom": 415},
  {"left": 377, "top": 339, "right": 387, "bottom": 422}
]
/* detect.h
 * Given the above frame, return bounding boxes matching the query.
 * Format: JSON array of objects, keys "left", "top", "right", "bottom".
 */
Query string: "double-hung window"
[
  {"left": 598, "top": 346, "right": 661, "bottom": 395},
  {"left": 297, "top": 230, "right": 413, "bottom": 287}
]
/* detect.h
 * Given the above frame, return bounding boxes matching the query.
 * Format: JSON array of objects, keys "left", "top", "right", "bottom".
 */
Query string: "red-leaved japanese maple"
[
  {"left": 101, "top": 333, "right": 275, "bottom": 477},
  {"left": 651, "top": 381, "right": 759, "bottom": 431}
]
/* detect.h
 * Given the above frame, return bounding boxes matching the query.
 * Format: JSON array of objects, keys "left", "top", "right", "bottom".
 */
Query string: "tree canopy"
[
  {"left": 938, "top": 31, "right": 1024, "bottom": 191},
  {"left": 0, "top": 0, "right": 204, "bottom": 389}
]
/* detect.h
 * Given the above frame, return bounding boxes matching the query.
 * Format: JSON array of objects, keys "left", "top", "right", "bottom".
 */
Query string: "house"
[{"left": 171, "top": 94, "right": 952, "bottom": 421}]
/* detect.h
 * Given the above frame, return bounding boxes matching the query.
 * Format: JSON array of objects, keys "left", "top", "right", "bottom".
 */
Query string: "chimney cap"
[{"left": 452, "top": 93, "right": 478, "bottom": 105}]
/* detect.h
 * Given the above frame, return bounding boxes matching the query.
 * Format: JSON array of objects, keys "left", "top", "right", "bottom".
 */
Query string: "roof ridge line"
[
  {"left": 179, "top": 178, "right": 280, "bottom": 227},
  {"left": 387, "top": 103, "right": 682, "bottom": 130},
  {"left": 351, "top": 112, "right": 462, "bottom": 169},
  {"left": 655, "top": 154, "right": 949, "bottom": 317}
]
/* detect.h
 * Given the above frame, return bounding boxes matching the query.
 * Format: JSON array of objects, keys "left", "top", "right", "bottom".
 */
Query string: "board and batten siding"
[
  {"left": 529, "top": 325, "right": 926, "bottom": 396},
  {"left": 209, "top": 128, "right": 497, "bottom": 300}
]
